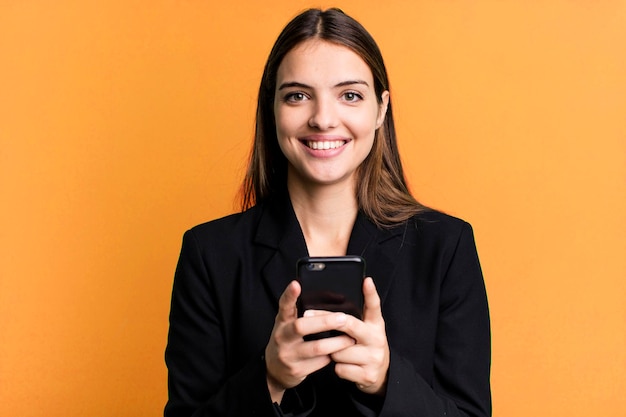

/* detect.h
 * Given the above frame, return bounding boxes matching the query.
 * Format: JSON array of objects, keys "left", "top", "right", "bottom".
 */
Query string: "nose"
[{"left": 308, "top": 97, "right": 338, "bottom": 130}]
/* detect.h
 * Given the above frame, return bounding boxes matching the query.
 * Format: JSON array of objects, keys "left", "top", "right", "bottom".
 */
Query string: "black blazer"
[{"left": 165, "top": 197, "right": 491, "bottom": 417}]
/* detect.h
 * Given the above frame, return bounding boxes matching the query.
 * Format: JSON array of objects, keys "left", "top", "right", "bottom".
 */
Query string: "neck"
[{"left": 288, "top": 179, "right": 358, "bottom": 257}]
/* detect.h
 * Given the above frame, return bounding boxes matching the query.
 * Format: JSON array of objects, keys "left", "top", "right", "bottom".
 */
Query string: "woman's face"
[{"left": 274, "top": 39, "right": 389, "bottom": 191}]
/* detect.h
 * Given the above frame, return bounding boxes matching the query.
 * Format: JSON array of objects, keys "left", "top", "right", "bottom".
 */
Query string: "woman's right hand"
[{"left": 264, "top": 280, "right": 356, "bottom": 403}]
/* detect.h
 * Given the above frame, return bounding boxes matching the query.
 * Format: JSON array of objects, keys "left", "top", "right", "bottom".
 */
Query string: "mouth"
[{"left": 302, "top": 140, "right": 348, "bottom": 150}]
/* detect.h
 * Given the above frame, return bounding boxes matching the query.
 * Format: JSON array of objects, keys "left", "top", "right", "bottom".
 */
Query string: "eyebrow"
[{"left": 277, "top": 80, "right": 370, "bottom": 90}]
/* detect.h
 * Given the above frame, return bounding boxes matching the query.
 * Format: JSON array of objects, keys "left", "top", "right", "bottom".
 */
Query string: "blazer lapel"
[
  {"left": 254, "top": 197, "right": 407, "bottom": 309},
  {"left": 346, "top": 213, "right": 406, "bottom": 306},
  {"left": 255, "top": 196, "right": 309, "bottom": 307}
]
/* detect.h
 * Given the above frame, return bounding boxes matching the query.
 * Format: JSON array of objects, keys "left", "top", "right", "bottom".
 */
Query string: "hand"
[
  {"left": 265, "top": 281, "right": 356, "bottom": 403},
  {"left": 329, "top": 277, "right": 390, "bottom": 396}
]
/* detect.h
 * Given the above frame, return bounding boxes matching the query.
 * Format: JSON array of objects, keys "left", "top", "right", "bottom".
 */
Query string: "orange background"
[{"left": 1, "top": 1, "right": 624, "bottom": 416}]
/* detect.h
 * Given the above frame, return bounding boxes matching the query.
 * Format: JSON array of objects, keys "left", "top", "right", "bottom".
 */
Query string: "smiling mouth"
[{"left": 303, "top": 140, "right": 347, "bottom": 150}]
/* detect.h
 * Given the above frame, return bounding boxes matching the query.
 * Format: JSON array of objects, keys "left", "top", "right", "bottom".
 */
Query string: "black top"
[{"left": 165, "top": 197, "right": 491, "bottom": 416}]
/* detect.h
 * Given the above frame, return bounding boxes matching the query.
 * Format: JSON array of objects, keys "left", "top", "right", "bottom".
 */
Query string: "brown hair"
[{"left": 240, "top": 8, "right": 427, "bottom": 228}]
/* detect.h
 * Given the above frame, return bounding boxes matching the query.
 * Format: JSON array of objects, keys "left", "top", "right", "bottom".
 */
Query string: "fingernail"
[
  {"left": 303, "top": 310, "right": 314, "bottom": 317},
  {"left": 336, "top": 313, "right": 346, "bottom": 324}
]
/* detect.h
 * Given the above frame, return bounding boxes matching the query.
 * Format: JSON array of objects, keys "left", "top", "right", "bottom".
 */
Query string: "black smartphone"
[{"left": 296, "top": 256, "right": 365, "bottom": 340}]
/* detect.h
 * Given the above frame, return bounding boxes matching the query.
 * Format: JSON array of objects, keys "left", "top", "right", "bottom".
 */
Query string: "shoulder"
[
  {"left": 184, "top": 205, "right": 264, "bottom": 248},
  {"left": 191, "top": 205, "right": 262, "bottom": 232},
  {"left": 383, "top": 209, "right": 480, "bottom": 265},
  {"left": 408, "top": 209, "right": 475, "bottom": 244}
]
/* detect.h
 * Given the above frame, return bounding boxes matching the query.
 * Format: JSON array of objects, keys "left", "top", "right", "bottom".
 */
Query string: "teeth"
[{"left": 307, "top": 140, "right": 345, "bottom": 150}]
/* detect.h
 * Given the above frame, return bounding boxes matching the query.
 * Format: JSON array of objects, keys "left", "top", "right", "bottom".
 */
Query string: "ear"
[{"left": 376, "top": 91, "right": 390, "bottom": 129}]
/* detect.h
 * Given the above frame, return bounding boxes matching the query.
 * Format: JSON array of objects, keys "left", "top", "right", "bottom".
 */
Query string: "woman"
[{"left": 165, "top": 8, "right": 491, "bottom": 417}]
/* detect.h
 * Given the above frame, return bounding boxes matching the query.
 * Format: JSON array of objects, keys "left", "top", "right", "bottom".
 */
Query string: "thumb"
[
  {"left": 362, "top": 277, "right": 383, "bottom": 323},
  {"left": 276, "top": 280, "right": 301, "bottom": 322}
]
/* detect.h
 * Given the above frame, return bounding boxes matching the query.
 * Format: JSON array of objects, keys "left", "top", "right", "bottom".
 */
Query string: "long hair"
[{"left": 240, "top": 8, "right": 427, "bottom": 228}]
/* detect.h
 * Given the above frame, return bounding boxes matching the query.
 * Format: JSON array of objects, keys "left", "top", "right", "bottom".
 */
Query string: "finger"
[
  {"left": 301, "top": 335, "right": 356, "bottom": 358},
  {"left": 266, "top": 350, "right": 333, "bottom": 391},
  {"left": 334, "top": 361, "right": 387, "bottom": 395},
  {"left": 330, "top": 344, "right": 381, "bottom": 366},
  {"left": 295, "top": 355, "right": 334, "bottom": 377},
  {"left": 293, "top": 312, "right": 348, "bottom": 337},
  {"left": 303, "top": 309, "right": 334, "bottom": 317},
  {"left": 277, "top": 281, "right": 301, "bottom": 322},
  {"left": 333, "top": 361, "right": 362, "bottom": 383},
  {"left": 316, "top": 312, "right": 373, "bottom": 343},
  {"left": 362, "top": 277, "right": 383, "bottom": 323}
]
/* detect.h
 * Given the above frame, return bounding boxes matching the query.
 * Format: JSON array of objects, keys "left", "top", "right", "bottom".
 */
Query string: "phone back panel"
[{"left": 296, "top": 256, "right": 365, "bottom": 319}]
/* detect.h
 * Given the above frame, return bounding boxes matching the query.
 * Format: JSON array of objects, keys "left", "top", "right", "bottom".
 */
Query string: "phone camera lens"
[{"left": 307, "top": 263, "right": 325, "bottom": 271}]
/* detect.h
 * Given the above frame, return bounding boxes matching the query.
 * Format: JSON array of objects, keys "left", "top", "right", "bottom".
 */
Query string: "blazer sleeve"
[
  {"left": 378, "top": 222, "right": 491, "bottom": 417},
  {"left": 164, "top": 229, "right": 279, "bottom": 417}
]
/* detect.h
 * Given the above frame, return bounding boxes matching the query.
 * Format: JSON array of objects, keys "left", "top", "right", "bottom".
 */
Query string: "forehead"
[{"left": 276, "top": 39, "right": 374, "bottom": 85}]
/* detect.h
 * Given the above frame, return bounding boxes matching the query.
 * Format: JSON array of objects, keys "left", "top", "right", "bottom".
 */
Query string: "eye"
[
  {"left": 284, "top": 92, "right": 308, "bottom": 103},
  {"left": 342, "top": 91, "right": 363, "bottom": 102}
]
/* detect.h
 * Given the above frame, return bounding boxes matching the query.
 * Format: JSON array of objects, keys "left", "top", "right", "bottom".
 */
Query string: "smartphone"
[{"left": 296, "top": 256, "right": 365, "bottom": 340}]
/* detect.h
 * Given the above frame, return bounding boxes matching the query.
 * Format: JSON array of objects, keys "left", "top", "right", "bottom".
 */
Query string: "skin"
[
  {"left": 274, "top": 39, "right": 388, "bottom": 191},
  {"left": 264, "top": 39, "right": 391, "bottom": 404}
]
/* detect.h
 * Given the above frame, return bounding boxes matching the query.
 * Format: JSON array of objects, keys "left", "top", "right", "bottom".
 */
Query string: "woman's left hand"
[{"left": 329, "top": 277, "right": 390, "bottom": 396}]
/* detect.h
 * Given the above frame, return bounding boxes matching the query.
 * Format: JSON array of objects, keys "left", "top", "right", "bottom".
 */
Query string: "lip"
[{"left": 300, "top": 135, "right": 349, "bottom": 141}]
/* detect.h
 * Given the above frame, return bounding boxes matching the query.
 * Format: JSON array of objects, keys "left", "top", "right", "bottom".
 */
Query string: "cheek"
[
  {"left": 274, "top": 107, "right": 299, "bottom": 137},
  {"left": 274, "top": 114, "right": 289, "bottom": 145},
  {"left": 351, "top": 108, "right": 380, "bottom": 139},
  {"left": 274, "top": 110, "right": 297, "bottom": 156}
]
